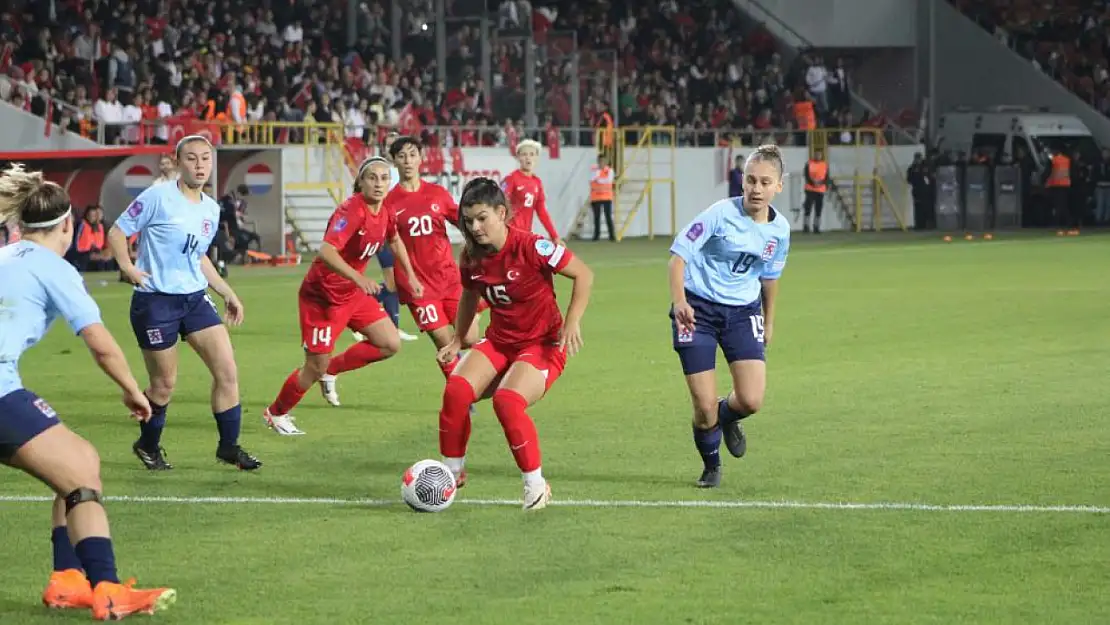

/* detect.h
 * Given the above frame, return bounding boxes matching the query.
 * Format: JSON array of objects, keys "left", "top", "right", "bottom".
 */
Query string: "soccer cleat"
[
  {"left": 523, "top": 480, "right": 551, "bottom": 511},
  {"left": 696, "top": 466, "right": 722, "bottom": 488},
  {"left": 91, "top": 579, "right": 176, "bottom": 621},
  {"left": 398, "top": 329, "right": 419, "bottom": 342},
  {"left": 454, "top": 469, "right": 468, "bottom": 489},
  {"left": 132, "top": 441, "right": 173, "bottom": 471},
  {"left": 721, "top": 420, "right": 747, "bottom": 458},
  {"left": 42, "top": 569, "right": 93, "bottom": 610},
  {"left": 319, "top": 374, "right": 341, "bottom": 407},
  {"left": 216, "top": 444, "right": 263, "bottom": 470},
  {"left": 263, "top": 408, "right": 305, "bottom": 436}
]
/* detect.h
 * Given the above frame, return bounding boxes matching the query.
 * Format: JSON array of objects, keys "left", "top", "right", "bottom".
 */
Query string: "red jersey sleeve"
[
  {"left": 441, "top": 188, "right": 460, "bottom": 227},
  {"left": 459, "top": 252, "right": 475, "bottom": 289},
  {"left": 525, "top": 234, "right": 573, "bottom": 275},
  {"left": 533, "top": 180, "right": 559, "bottom": 239},
  {"left": 322, "top": 200, "right": 360, "bottom": 249},
  {"left": 385, "top": 206, "right": 398, "bottom": 239}
]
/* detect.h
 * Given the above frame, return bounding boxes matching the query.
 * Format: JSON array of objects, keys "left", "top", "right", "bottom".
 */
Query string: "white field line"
[{"left": 0, "top": 494, "right": 1106, "bottom": 514}]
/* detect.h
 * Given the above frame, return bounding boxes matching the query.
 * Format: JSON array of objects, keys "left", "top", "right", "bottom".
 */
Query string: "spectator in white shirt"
[
  {"left": 283, "top": 20, "right": 304, "bottom": 44},
  {"left": 804, "top": 55, "right": 829, "bottom": 114},
  {"left": 120, "top": 93, "right": 143, "bottom": 144},
  {"left": 93, "top": 88, "right": 124, "bottom": 144}
]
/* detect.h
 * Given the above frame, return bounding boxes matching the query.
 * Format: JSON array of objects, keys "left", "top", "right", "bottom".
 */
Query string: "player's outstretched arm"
[
  {"left": 437, "top": 289, "right": 479, "bottom": 364},
  {"left": 556, "top": 256, "right": 593, "bottom": 356},
  {"left": 387, "top": 234, "right": 422, "bottom": 298},
  {"left": 79, "top": 323, "right": 152, "bottom": 421},
  {"left": 201, "top": 255, "right": 245, "bottom": 325}
]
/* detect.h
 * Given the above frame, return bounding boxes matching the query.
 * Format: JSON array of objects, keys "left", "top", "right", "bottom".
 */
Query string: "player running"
[
  {"left": 0, "top": 164, "right": 176, "bottom": 620},
  {"left": 667, "top": 144, "right": 791, "bottom": 488},
  {"left": 436, "top": 178, "right": 594, "bottom": 510},
  {"left": 107, "top": 135, "right": 261, "bottom": 471},
  {"left": 264, "top": 158, "right": 422, "bottom": 434},
  {"left": 360, "top": 130, "right": 419, "bottom": 344},
  {"left": 501, "top": 139, "right": 563, "bottom": 244},
  {"left": 384, "top": 136, "right": 484, "bottom": 378}
]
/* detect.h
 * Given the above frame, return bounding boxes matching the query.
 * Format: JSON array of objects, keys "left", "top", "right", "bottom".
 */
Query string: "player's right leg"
[
  {"left": 717, "top": 302, "right": 768, "bottom": 459},
  {"left": 3, "top": 397, "right": 174, "bottom": 619},
  {"left": 671, "top": 303, "right": 723, "bottom": 488},
  {"left": 439, "top": 341, "right": 504, "bottom": 489},
  {"left": 128, "top": 292, "right": 183, "bottom": 471},
  {"left": 264, "top": 295, "right": 342, "bottom": 435}
]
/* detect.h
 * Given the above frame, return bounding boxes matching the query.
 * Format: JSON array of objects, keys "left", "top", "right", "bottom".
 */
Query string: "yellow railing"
[
  {"left": 806, "top": 127, "right": 910, "bottom": 232},
  {"left": 590, "top": 125, "right": 677, "bottom": 241}
]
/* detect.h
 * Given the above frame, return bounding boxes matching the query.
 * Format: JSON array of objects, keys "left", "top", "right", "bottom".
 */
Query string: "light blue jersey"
[
  {"left": 669, "top": 197, "right": 791, "bottom": 307},
  {"left": 114, "top": 180, "right": 219, "bottom": 294},
  {"left": 389, "top": 166, "right": 401, "bottom": 190},
  {"left": 0, "top": 241, "right": 103, "bottom": 396}
]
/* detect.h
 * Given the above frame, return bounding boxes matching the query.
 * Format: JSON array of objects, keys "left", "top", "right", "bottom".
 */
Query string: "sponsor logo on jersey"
[{"left": 535, "top": 239, "right": 556, "bottom": 256}]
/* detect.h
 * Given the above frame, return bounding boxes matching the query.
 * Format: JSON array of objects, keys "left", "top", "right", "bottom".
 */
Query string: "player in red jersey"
[
  {"left": 262, "top": 158, "right": 424, "bottom": 436},
  {"left": 436, "top": 178, "right": 594, "bottom": 510},
  {"left": 501, "top": 139, "right": 563, "bottom": 245},
  {"left": 385, "top": 136, "right": 484, "bottom": 379}
]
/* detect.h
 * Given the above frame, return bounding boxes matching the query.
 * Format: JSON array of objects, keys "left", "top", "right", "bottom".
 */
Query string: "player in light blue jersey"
[
  {"left": 107, "top": 135, "right": 261, "bottom": 472},
  {"left": 667, "top": 144, "right": 792, "bottom": 488},
  {"left": 0, "top": 165, "right": 176, "bottom": 619}
]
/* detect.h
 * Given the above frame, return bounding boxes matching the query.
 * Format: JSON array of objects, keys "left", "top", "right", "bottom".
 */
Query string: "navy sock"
[
  {"left": 692, "top": 425, "right": 722, "bottom": 470},
  {"left": 214, "top": 404, "right": 242, "bottom": 447},
  {"left": 377, "top": 285, "right": 401, "bottom": 327},
  {"left": 718, "top": 396, "right": 748, "bottom": 427},
  {"left": 51, "top": 526, "right": 82, "bottom": 572},
  {"left": 74, "top": 537, "right": 119, "bottom": 587},
  {"left": 138, "top": 398, "right": 167, "bottom": 450}
]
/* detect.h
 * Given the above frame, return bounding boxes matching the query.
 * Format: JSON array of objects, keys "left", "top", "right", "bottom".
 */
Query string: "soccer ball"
[{"left": 401, "top": 459, "right": 457, "bottom": 512}]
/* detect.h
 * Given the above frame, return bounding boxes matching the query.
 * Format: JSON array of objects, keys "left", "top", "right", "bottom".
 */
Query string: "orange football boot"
[
  {"left": 42, "top": 569, "right": 93, "bottom": 609},
  {"left": 91, "top": 579, "right": 176, "bottom": 621}
]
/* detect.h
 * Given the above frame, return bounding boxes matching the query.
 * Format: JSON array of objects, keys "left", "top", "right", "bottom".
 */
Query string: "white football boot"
[
  {"left": 318, "top": 374, "right": 340, "bottom": 407},
  {"left": 523, "top": 479, "right": 552, "bottom": 511},
  {"left": 263, "top": 408, "right": 305, "bottom": 435}
]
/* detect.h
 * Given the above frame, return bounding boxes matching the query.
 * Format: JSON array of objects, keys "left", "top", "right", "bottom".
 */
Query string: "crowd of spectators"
[
  {"left": 0, "top": 0, "right": 872, "bottom": 149},
  {"left": 953, "top": 0, "right": 1110, "bottom": 119}
]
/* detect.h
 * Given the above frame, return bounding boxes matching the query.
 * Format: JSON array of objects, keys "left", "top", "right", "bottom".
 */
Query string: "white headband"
[
  {"left": 24, "top": 206, "right": 72, "bottom": 229},
  {"left": 175, "top": 134, "right": 213, "bottom": 156},
  {"left": 357, "top": 156, "right": 390, "bottom": 179}
]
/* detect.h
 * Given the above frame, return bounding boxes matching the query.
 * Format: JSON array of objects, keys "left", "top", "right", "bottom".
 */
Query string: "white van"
[{"left": 937, "top": 106, "right": 1100, "bottom": 169}]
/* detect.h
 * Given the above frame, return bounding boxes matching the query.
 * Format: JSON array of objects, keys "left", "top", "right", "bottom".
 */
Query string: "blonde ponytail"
[{"left": 0, "top": 164, "right": 70, "bottom": 230}]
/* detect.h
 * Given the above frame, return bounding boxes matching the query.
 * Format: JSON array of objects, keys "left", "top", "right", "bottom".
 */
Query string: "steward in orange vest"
[
  {"left": 803, "top": 153, "right": 828, "bottom": 233},
  {"left": 74, "top": 206, "right": 114, "bottom": 272},
  {"left": 1046, "top": 152, "right": 1073, "bottom": 231},
  {"left": 589, "top": 155, "right": 615, "bottom": 241}
]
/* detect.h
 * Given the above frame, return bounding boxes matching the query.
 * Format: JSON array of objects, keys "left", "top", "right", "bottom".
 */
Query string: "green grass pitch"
[{"left": 2, "top": 232, "right": 1108, "bottom": 624}]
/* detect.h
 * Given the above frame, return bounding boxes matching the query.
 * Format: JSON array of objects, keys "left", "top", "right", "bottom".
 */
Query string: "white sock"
[
  {"left": 443, "top": 456, "right": 465, "bottom": 475},
  {"left": 522, "top": 468, "right": 544, "bottom": 487},
  {"left": 320, "top": 373, "right": 335, "bottom": 382}
]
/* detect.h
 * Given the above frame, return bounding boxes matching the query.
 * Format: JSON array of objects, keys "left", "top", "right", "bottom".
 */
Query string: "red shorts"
[
  {"left": 470, "top": 338, "right": 567, "bottom": 392},
  {"left": 408, "top": 294, "right": 489, "bottom": 333},
  {"left": 299, "top": 292, "right": 388, "bottom": 354}
]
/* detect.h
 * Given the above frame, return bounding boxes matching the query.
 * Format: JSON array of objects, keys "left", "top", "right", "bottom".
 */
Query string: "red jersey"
[
  {"left": 501, "top": 170, "right": 559, "bottom": 239},
  {"left": 301, "top": 193, "right": 397, "bottom": 305},
  {"left": 384, "top": 181, "right": 460, "bottom": 303},
  {"left": 461, "top": 228, "right": 573, "bottom": 349}
]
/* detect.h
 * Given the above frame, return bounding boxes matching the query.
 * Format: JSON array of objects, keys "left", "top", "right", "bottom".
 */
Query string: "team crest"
[
  {"left": 761, "top": 239, "right": 778, "bottom": 261},
  {"left": 507, "top": 269, "right": 520, "bottom": 281},
  {"left": 201, "top": 219, "right": 213, "bottom": 235},
  {"left": 333, "top": 217, "right": 348, "bottom": 232},
  {"left": 535, "top": 239, "right": 556, "bottom": 256},
  {"left": 677, "top": 326, "right": 694, "bottom": 343},
  {"left": 33, "top": 398, "right": 57, "bottom": 419},
  {"left": 685, "top": 222, "right": 704, "bottom": 241},
  {"left": 126, "top": 201, "right": 144, "bottom": 218},
  {"left": 146, "top": 328, "right": 164, "bottom": 345},
  {"left": 431, "top": 203, "right": 441, "bottom": 213}
]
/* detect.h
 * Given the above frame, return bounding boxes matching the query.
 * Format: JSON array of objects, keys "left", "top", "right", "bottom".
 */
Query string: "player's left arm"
[
  {"left": 534, "top": 182, "right": 563, "bottom": 244},
  {"left": 387, "top": 212, "right": 422, "bottom": 297},
  {"left": 201, "top": 255, "right": 245, "bottom": 325},
  {"left": 759, "top": 234, "right": 790, "bottom": 346},
  {"left": 554, "top": 250, "right": 593, "bottom": 356}
]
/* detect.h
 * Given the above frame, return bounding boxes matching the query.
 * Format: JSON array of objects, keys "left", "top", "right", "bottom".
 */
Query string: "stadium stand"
[
  {"left": 0, "top": 0, "right": 870, "bottom": 147},
  {"left": 951, "top": 0, "right": 1110, "bottom": 119}
]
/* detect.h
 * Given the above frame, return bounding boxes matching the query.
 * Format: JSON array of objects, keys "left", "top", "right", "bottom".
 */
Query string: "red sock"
[
  {"left": 327, "top": 342, "right": 387, "bottom": 375},
  {"left": 439, "top": 376, "right": 475, "bottom": 458},
  {"left": 269, "top": 370, "right": 308, "bottom": 415},
  {"left": 437, "top": 354, "right": 460, "bottom": 379},
  {"left": 491, "top": 389, "right": 541, "bottom": 472}
]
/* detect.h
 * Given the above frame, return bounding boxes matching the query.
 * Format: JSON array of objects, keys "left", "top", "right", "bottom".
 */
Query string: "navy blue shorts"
[
  {"left": 670, "top": 290, "right": 765, "bottom": 375},
  {"left": 376, "top": 247, "right": 395, "bottom": 270},
  {"left": 0, "top": 389, "right": 61, "bottom": 463},
  {"left": 130, "top": 290, "right": 223, "bottom": 351}
]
